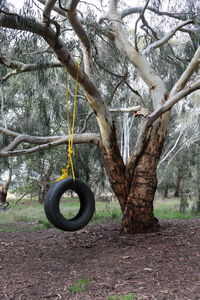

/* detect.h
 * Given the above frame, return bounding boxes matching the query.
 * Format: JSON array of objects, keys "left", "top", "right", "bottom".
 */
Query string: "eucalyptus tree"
[
  {"left": 0, "top": 0, "right": 200, "bottom": 233},
  {"left": 158, "top": 97, "right": 200, "bottom": 199}
]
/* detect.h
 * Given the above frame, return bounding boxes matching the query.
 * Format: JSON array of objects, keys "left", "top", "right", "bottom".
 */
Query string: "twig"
[
  {"left": 58, "top": 0, "right": 69, "bottom": 12},
  {"left": 134, "top": 0, "right": 151, "bottom": 51},
  {"left": 109, "top": 72, "right": 129, "bottom": 105}
]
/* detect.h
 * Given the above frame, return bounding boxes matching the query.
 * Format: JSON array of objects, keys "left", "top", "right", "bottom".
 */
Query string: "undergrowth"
[{"left": 0, "top": 197, "right": 199, "bottom": 232}]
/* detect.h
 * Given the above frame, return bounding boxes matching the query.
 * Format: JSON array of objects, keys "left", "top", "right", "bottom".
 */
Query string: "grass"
[
  {"left": 0, "top": 196, "right": 199, "bottom": 232},
  {"left": 68, "top": 278, "right": 91, "bottom": 294},
  {"left": 0, "top": 201, "right": 50, "bottom": 231},
  {"left": 154, "top": 198, "right": 199, "bottom": 220}
]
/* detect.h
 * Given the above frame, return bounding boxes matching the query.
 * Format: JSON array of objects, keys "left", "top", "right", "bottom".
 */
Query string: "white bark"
[
  {"left": 143, "top": 19, "right": 194, "bottom": 56},
  {"left": 0, "top": 131, "right": 100, "bottom": 157},
  {"left": 170, "top": 46, "right": 200, "bottom": 95},
  {"left": 158, "top": 131, "right": 183, "bottom": 167},
  {"left": 147, "top": 77, "right": 200, "bottom": 125},
  {"left": 120, "top": 6, "right": 189, "bottom": 21},
  {"left": 0, "top": 56, "right": 62, "bottom": 83},
  {"left": 108, "top": 0, "right": 166, "bottom": 109}
]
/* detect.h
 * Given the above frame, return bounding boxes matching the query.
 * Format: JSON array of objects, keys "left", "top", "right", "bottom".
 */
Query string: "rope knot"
[{"left": 68, "top": 148, "right": 73, "bottom": 156}]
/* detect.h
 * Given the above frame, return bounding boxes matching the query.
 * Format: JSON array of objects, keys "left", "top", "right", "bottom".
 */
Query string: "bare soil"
[{"left": 0, "top": 218, "right": 200, "bottom": 300}]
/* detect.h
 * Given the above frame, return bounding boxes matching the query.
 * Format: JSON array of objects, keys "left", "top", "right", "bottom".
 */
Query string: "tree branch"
[
  {"left": 37, "top": 0, "right": 66, "bottom": 17},
  {"left": 121, "top": 6, "right": 191, "bottom": 21},
  {"left": 0, "top": 12, "right": 102, "bottom": 99},
  {"left": 80, "top": 110, "right": 93, "bottom": 133},
  {"left": 143, "top": 19, "right": 195, "bottom": 56},
  {"left": 170, "top": 46, "right": 200, "bottom": 94},
  {"left": 158, "top": 131, "right": 183, "bottom": 167},
  {"left": 109, "top": 72, "right": 128, "bottom": 104},
  {"left": 0, "top": 137, "right": 99, "bottom": 157},
  {"left": 108, "top": 1, "right": 166, "bottom": 109},
  {"left": 66, "top": 0, "right": 92, "bottom": 77},
  {"left": 0, "top": 55, "right": 62, "bottom": 83},
  {"left": 93, "top": 58, "right": 144, "bottom": 102},
  {"left": 0, "top": 126, "right": 100, "bottom": 157},
  {"left": 110, "top": 106, "right": 150, "bottom": 118},
  {"left": 147, "top": 77, "right": 200, "bottom": 126},
  {"left": 126, "top": 77, "right": 200, "bottom": 174},
  {"left": 134, "top": 0, "right": 151, "bottom": 52},
  {"left": 43, "top": 0, "right": 57, "bottom": 23}
]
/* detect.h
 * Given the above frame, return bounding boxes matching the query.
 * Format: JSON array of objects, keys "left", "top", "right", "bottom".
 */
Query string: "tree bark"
[
  {"left": 163, "top": 184, "right": 169, "bottom": 198},
  {"left": 174, "top": 169, "right": 182, "bottom": 197},
  {"left": 38, "top": 184, "right": 50, "bottom": 203},
  {"left": 122, "top": 120, "right": 165, "bottom": 233},
  {"left": 0, "top": 168, "right": 12, "bottom": 203},
  {"left": 38, "top": 166, "right": 51, "bottom": 203},
  {"left": 0, "top": 186, "right": 7, "bottom": 203}
]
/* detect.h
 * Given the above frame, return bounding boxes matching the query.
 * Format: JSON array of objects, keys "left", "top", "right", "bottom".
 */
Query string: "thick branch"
[
  {"left": 43, "top": 0, "right": 57, "bottom": 23},
  {"left": 147, "top": 77, "right": 200, "bottom": 125},
  {"left": 111, "top": 106, "right": 150, "bottom": 118},
  {"left": 37, "top": 0, "right": 66, "bottom": 17},
  {"left": 170, "top": 46, "right": 200, "bottom": 94},
  {"left": 0, "top": 131, "right": 100, "bottom": 158},
  {"left": 108, "top": 2, "right": 166, "bottom": 109},
  {"left": 0, "top": 55, "right": 62, "bottom": 83},
  {"left": 0, "top": 127, "right": 99, "bottom": 151},
  {"left": 66, "top": 0, "right": 92, "bottom": 77}
]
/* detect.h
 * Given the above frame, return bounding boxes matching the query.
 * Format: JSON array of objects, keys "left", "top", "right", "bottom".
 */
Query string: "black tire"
[{"left": 44, "top": 178, "right": 95, "bottom": 231}]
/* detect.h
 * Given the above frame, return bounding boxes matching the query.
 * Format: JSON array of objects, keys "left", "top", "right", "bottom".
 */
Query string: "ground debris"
[{"left": 0, "top": 218, "right": 200, "bottom": 299}]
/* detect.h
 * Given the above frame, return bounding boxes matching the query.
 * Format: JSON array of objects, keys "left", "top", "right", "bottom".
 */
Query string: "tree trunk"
[
  {"left": 174, "top": 170, "right": 182, "bottom": 197},
  {"left": 38, "top": 166, "right": 51, "bottom": 203},
  {"left": 0, "top": 186, "right": 7, "bottom": 203},
  {"left": 163, "top": 184, "right": 169, "bottom": 198},
  {"left": 38, "top": 184, "right": 50, "bottom": 203},
  {"left": 0, "top": 168, "right": 12, "bottom": 203},
  {"left": 195, "top": 144, "right": 200, "bottom": 212},
  {"left": 122, "top": 122, "right": 166, "bottom": 234},
  {"left": 101, "top": 118, "right": 167, "bottom": 234}
]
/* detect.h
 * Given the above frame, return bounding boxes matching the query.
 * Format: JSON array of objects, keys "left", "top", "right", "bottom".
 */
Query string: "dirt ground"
[{"left": 0, "top": 218, "right": 200, "bottom": 300}]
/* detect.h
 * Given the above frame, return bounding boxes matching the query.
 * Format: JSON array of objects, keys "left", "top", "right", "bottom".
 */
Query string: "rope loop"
[{"left": 55, "top": 61, "right": 80, "bottom": 182}]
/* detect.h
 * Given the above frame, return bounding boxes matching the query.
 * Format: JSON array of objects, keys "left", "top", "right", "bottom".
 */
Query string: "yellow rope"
[{"left": 55, "top": 61, "right": 80, "bottom": 182}]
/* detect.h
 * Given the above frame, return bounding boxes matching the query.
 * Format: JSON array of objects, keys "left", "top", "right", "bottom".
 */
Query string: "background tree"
[{"left": 0, "top": 0, "right": 200, "bottom": 233}]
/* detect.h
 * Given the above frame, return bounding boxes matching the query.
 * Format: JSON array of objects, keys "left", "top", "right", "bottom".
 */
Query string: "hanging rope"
[{"left": 55, "top": 61, "right": 80, "bottom": 182}]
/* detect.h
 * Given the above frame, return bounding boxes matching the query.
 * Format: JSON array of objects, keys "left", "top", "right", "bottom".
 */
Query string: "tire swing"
[{"left": 44, "top": 62, "right": 95, "bottom": 231}]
